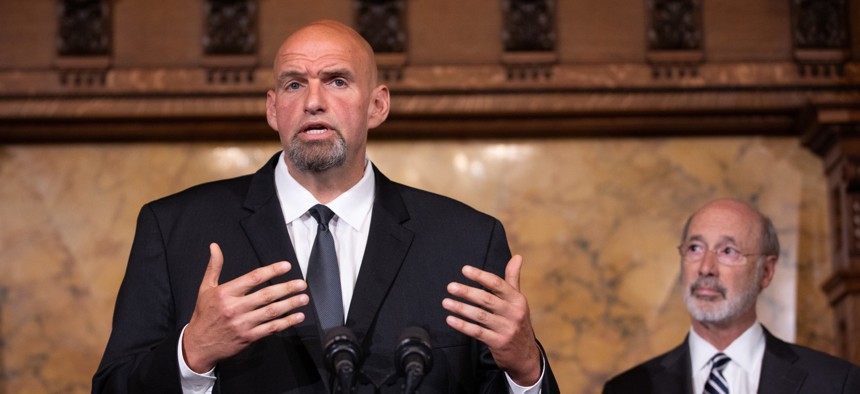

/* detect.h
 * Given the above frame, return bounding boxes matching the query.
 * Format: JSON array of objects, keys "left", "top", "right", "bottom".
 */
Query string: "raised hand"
[
  {"left": 182, "top": 243, "right": 309, "bottom": 372},
  {"left": 442, "top": 255, "right": 542, "bottom": 386}
]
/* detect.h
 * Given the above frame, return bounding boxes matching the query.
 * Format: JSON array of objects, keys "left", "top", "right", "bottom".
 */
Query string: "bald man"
[
  {"left": 603, "top": 199, "right": 860, "bottom": 394},
  {"left": 93, "top": 20, "right": 558, "bottom": 394}
]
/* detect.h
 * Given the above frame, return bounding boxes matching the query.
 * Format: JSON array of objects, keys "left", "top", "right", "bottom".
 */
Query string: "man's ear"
[
  {"left": 265, "top": 90, "right": 278, "bottom": 131},
  {"left": 758, "top": 255, "right": 778, "bottom": 290},
  {"left": 367, "top": 85, "right": 390, "bottom": 129}
]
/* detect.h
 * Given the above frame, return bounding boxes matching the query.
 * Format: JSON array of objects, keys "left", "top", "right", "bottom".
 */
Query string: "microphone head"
[
  {"left": 323, "top": 326, "right": 362, "bottom": 372},
  {"left": 395, "top": 326, "right": 433, "bottom": 375}
]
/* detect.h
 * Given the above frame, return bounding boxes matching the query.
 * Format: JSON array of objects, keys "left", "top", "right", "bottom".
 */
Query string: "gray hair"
[{"left": 679, "top": 202, "right": 780, "bottom": 258}]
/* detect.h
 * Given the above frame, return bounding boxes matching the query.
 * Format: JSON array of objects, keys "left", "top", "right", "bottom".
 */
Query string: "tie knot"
[
  {"left": 309, "top": 204, "right": 335, "bottom": 231},
  {"left": 710, "top": 353, "right": 731, "bottom": 372}
]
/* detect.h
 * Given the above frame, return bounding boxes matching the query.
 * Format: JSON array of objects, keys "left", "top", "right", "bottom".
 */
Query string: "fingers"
[
  {"left": 245, "top": 291, "right": 309, "bottom": 327},
  {"left": 444, "top": 256, "right": 531, "bottom": 343},
  {"left": 241, "top": 279, "right": 309, "bottom": 318},
  {"left": 444, "top": 313, "right": 503, "bottom": 347},
  {"left": 227, "top": 260, "right": 294, "bottom": 296},
  {"left": 457, "top": 263, "right": 518, "bottom": 302},
  {"left": 504, "top": 255, "right": 523, "bottom": 291},
  {"left": 201, "top": 243, "right": 224, "bottom": 291},
  {"left": 247, "top": 311, "right": 307, "bottom": 341}
]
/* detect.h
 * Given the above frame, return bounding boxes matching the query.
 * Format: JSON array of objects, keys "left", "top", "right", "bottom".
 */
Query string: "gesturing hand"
[
  {"left": 442, "top": 255, "right": 541, "bottom": 386},
  {"left": 182, "top": 243, "right": 309, "bottom": 373}
]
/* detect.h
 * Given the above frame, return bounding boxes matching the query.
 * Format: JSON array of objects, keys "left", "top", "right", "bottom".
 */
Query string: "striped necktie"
[{"left": 703, "top": 352, "right": 731, "bottom": 394}]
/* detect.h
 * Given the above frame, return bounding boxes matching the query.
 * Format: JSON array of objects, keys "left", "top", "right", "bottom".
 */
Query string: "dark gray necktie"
[
  {"left": 307, "top": 204, "right": 344, "bottom": 331},
  {"left": 703, "top": 352, "right": 730, "bottom": 394}
]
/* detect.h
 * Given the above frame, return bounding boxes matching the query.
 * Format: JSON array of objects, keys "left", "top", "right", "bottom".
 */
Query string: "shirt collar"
[
  {"left": 274, "top": 152, "right": 375, "bottom": 230},
  {"left": 689, "top": 321, "right": 765, "bottom": 373}
]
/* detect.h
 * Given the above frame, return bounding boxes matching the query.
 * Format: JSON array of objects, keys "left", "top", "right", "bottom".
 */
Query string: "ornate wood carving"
[
  {"left": 501, "top": 0, "right": 556, "bottom": 81},
  {"left": 802, "top": 107, "right": 860, "bottom": 365},
  {"left": 355, "top": 0, "right": 407, "bottom": 81},
  {"left": 646, "top": 0, "right": 702, "bottom": 80},
  {"left": 792, "top": 0, "right": 849, "bottom": 77},
  {"left": 57, "top": 0, "right": 110, "bottom": 56},
  {"left": 502, "top": 0, "right": 555, "bottom": 52},
  {"left": 647, "top": 0, "right": 700, "bottom": 51},
  {"left": 202, "top": 0, "right": 258, "bottom": 84},
  {"left": 356, "top": 0, "right": 406, "bottom": 53},
  {"left": 793, "top": 0, "right": 848, "bottom": 49},
  {"left": 204, "top": 0, "right": 257, "bottom": 55},
  {"left": 56, "top": 0, "right": 111, "bottom": 86}
]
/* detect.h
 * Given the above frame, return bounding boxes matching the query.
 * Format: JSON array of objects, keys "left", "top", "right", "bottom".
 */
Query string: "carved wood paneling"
[
  {"left": 646, "top": 0, "right": 702, "bottom": 80},
  {"left": 202, "top": 0, "right": 258, "bottom": 84},
  {"left": 501, "top": 0, "right": 556, "bottom": 81},
  {"left": 203, "top": 0, "right": 257, "bottom": 55},
  {"left": 802, "top": 109, "right": 860, "bottom": 365},
  {"left": 355, "top": 0, "right": 408, "bottom": 81},
  {"left": 55, "top": 0, "right": 111, "bottom": 87},
  {"left": 355, "top": 0, "right": 406, "bottom": 53},
  {"left": 792, "top": 0, "right": 850, "bottom": 77},
  {"left": 502, "top": 0, "right": 555, "bottom": 52},
  {"left": 57, "top": 0, "right": 110, "bottom": 56},
  {"left": 647, "top": 0, "right": 701, "bottom": 51}
]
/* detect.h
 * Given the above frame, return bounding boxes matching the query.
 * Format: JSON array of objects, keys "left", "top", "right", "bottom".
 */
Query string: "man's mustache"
[{"left": 690, "top": 277, "right": 727, "bottom": 298}]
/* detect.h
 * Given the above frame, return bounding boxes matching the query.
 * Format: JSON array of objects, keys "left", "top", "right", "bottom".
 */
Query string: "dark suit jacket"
[
  {"left": 602, "top": 327, "right": 860, "bottom": 394},
  {"left": 93, "top": 153, "right": 559, "bottom": 394}
]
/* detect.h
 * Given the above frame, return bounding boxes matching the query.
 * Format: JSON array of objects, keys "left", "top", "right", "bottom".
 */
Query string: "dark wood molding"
[
  {"left": 802, "top": 104, "right": 860, "bottom": 365},
  {"left": 1, "top": 62, "right": 858, "bottom": 142}
]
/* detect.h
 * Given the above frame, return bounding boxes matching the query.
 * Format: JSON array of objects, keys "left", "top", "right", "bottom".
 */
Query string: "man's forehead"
[
  {"left": 687, "top": 204, "right": 761, "bottom": 243},
  {"left": 275, "top": 39, "right": 369, "bottom": 75}
]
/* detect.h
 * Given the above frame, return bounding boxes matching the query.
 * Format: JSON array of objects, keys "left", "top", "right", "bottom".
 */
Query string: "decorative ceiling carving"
[
  {"left": 647, "top": 0, "right": 701, "bottom": 51},
  {"left": 646, "top": 0, "right": 703, "bottom": 80},
  {"left": 792, "top": 0, "right": 849, "bottom": 78},
  {"left": 203, "top": 0, "right": 257, "bottom": 55},
  {"left": 793, "top": 0, "right": 849, "bottom": 49},
  {"left": 57, "top": 0, "right": 111, "bottom": 56},
  {"left": 355, "top": 0, "right": 407, "bottom": 53},
  {"left": 502, "top": 0, "right": 556, "bottom": 52},
  {"left": 201, "top": 0, "right": 258, "bottom": 84}
]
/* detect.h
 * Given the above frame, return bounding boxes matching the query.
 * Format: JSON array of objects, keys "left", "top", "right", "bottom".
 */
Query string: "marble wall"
[{"left": 0, "top": 137, "right": 833, "bottom": 393}]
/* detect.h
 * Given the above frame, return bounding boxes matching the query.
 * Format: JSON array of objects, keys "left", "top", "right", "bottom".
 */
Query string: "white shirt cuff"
[
  {"left": 505, "top": 354, "right": 546, "bottom": 394},
  {"left": 177, "top": 324, "right": 217, "bottom": 394}
]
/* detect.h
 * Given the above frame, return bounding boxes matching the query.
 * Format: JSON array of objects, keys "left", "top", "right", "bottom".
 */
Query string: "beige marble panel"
[{"left": 0, "top": 138, "right": 832, "bottom": 393}]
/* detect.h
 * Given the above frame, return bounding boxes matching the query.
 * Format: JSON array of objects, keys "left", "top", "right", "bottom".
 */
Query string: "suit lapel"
[
  {"left": 757, "top": 328, "right": 805, "bottom": 394},
  {"left": 346, "top": 167, "right": 414, "bottom": 343},
  {"left": 655, "top": 339, "right": 695, "bottom": 394},
  {"left": 238, "top": 153, "right": 327, "bottom": 379}
]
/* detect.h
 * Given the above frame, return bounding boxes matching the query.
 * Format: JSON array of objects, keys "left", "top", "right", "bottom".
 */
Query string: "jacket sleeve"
[
  {"left": 92, "top": 204, "right": 184, "bottom": 394},
  {"left": 476, "top": 219, "right": 561, "bottom": 394}
]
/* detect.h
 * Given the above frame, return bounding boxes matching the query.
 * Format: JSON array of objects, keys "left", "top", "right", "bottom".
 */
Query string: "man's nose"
[
  {"left": 304, "top": 80, "right": 326, "bottom": 114},
  {"left": 698, "top": 249, "right": 719, "bottom": 276}
]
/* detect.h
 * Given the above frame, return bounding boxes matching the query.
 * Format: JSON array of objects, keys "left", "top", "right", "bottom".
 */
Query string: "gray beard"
[
  {"left": 684, "top": 264, "right": 763, "bottom": 325},
  {"left": 288, "top": 134, "right": 346, "bottom": 173}
]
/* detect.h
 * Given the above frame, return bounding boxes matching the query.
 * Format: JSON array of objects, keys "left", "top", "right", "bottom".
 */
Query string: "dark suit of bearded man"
[
  {"left": 603, "top": 327, "right": 860, "bottom": 394},
  {"left": 92, "top": 153, "right": 560, "bottom": 394}
]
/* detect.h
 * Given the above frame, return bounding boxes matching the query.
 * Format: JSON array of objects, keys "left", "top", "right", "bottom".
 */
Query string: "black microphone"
[
  {"left": 324, "top": 326, "right": 362, "bottom": 394},
  {"left": 395, "top": 326, "right": 433, "bottom": 394}
]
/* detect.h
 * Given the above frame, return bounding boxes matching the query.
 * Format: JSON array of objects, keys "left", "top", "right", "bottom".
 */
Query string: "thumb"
[
  {"left": 201, "top": 242, "right": 224, "bottom": 290},
  {"left": 504, "top": 255, "right": 523, "bottom": 291}
]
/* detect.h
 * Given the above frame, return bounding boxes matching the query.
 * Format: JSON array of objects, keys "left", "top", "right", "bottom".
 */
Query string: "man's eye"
[
  {"left": 287, "top": 82, "right": 301, "bottom": 90},
  {"left": 720, "top": 246, "right": 740, "bottom": 256},
  {"left": 332, "top": 79, "right": 346, "bottom": 87},
  {"left": 687, "top": 244, "right": 703, "bottom": 253}
]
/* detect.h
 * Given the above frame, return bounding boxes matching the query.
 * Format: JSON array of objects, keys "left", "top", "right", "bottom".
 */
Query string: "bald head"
[
  {"left": 274, "top": 20, "right": 379, "bottom": 88},
  {"left": 680, "top": 199, "right": 780, "bottom": 258}
]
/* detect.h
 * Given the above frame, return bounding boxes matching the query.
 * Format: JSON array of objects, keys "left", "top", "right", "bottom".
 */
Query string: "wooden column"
[{"left": 802, "top": 105, "right": 860, "bottom": 364}]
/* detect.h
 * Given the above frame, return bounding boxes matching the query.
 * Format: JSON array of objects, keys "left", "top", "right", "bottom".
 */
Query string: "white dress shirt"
[
  {"left": 689, "top": 322, "right": 766, "bottom": 394},
  {"left": 178, "top": 154, "right": 542, "bottom": 393}
]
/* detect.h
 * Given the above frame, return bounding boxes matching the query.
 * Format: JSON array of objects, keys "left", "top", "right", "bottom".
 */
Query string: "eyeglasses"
[{"left": 677, "top": 242, "right": 761, "bottom": 266}]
